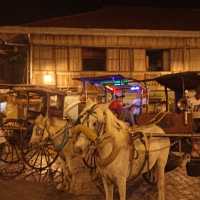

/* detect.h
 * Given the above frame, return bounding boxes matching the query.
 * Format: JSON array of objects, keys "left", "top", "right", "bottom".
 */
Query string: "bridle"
[
  {"left": 75, "top": 104, "right": 122, "bottom": 170},
  {"left": 34, "top": 117, "right": 71, "bottom": 151},
  {"left": 77, "top": 104, "right": 106, "bottom": 138}
]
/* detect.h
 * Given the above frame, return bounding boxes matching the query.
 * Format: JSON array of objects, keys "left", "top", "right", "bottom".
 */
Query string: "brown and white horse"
[{"left": 72, "top": 100, "right": 170, "bottom": 200}]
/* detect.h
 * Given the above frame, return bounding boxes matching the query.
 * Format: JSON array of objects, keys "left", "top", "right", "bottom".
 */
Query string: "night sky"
[{"left": 1, "top": 0, "right": 200, "bottom": 25}]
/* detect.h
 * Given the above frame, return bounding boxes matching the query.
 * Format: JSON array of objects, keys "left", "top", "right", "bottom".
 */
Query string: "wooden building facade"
[
  {"left": 1, "top": 6, "right": 200, "bottom": 90},
  {"left": 29, "top": 32, "right": 200, "bottom": 90}
]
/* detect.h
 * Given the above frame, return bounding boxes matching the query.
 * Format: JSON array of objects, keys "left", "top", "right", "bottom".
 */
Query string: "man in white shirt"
[{"left": 188, "top": 86, "right": 200, "bottom": 158}]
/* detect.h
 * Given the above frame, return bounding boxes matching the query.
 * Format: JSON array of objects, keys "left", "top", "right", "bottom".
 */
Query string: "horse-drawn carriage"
[
  {"left": 0, "top": 85, "right": 72, "bottom": 187},
  {"left": 134, "top": 71, "right": 200, "bottom": 179},
  {"left": 69, "top": 71, "right": 200, "bottom": 200},
  {"left": 0, "top": 72, "right": 200, "bottom": 200}
]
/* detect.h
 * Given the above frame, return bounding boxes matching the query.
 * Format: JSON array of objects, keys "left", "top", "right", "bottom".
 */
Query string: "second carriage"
[{"left": 0, "top": 85, "right": 79, "bottom": 185}]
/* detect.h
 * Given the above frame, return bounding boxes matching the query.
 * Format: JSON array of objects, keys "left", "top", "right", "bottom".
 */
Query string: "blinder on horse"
[{"left": 77, "top": 103, "right": 106, "bottom": 138}]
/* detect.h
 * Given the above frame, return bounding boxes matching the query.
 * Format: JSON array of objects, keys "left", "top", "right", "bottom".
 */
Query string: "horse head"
[{"left": 72, "top": 100, "right": 128, "bottom": 154}]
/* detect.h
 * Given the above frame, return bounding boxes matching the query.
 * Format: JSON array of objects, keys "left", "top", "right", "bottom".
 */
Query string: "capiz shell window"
[{"left": 82, "top": 48, "right": 106, "bottom": 71}]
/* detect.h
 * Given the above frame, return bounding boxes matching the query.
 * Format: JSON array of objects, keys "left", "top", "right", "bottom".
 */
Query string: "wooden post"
[
  {"left": 165, "top": 86, "right": 169, "bottom": 111},
  {"left": 28, "top": 34, "right": 32, "bottom": 84},
  {"left": 144, "top": 82, "right": 148, "bottom": 113}
]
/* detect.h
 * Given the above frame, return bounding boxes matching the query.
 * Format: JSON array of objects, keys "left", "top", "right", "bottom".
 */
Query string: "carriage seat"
[{"left": 136, "top": 112, "right": 192, "bottom": 134}]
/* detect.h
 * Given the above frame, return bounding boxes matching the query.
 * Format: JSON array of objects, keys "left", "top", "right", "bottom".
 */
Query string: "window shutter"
[{"left": 133, "top": 49, "right": 146, "bottom": 71}]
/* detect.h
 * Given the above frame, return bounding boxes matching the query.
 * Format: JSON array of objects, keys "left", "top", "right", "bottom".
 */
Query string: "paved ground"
[{"left": 0, "top": 158, "right": 200, "bottom": 200}]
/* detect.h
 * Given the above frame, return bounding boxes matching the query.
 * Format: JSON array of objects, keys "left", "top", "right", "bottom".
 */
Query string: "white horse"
[
  {"left": 72, "top": 100, "right": 170, "bottom": 200},
  {"left": 31, "top": 114, "right": 75, "bottom": 191}
]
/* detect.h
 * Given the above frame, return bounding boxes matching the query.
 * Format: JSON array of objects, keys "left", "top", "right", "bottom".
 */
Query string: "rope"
[{"left": 139, "top": 140, "right": 178, "bottom": 153}]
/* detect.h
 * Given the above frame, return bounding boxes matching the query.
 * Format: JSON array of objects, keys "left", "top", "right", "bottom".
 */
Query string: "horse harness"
[
  {"left": 35, "top": 118, "right": 71, "bottom": 153},
  {"left": 128, "top": 131, "right": 149, "bottom": 180},
  {"left": 77, "top": 104, "right": 122, "bottom": 169}
]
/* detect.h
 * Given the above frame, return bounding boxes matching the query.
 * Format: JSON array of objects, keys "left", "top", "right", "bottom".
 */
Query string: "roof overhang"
[
  {"left": 140, "top": 71, "right": 200, "bottom": 93},
  {"left": 1, "top": 26, "right": 200, "bottom": 38}
]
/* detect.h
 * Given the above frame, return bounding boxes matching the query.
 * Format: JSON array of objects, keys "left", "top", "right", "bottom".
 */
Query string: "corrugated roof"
[{"left": 24, "top": 6, "right": 200, "bottom": 31}]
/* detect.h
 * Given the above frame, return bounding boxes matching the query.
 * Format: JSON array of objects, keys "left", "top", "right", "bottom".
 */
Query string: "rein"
[
  {"left": 79, "top": 104, "right": 121, "bottom": 169},
  {"left": 96, "top": 135, "right": 121, "bottom": 167},
  {"left": 83, "top": 135, "right": 121, "bottom": 169},
  {"left": 36, "top": 118, "right": 71, "bottom": 151}
]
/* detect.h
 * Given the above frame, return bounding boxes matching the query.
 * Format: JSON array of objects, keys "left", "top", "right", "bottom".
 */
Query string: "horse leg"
[
  {"left": 116, "top": 177, "right": 126, "bottom": 200},
  {"left": 64, "top": 158, "right": 74, "bottom": 192},
  {"left": 102, "top": 177, "right": 114, "bottom": 200},
  {"left": 157, "top": 146, "right": 169, "bottom": 200}
]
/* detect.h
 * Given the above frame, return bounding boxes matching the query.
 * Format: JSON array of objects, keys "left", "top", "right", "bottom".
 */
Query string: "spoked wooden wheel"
[
  {"left": 50, "top": 168, "right": 69, "bottom": 191},
  {"left": 90, "top": 171, "right": 105, "bottom": 194},
  {"left": 0, "top": 142, "right": 21, "bottom": 163},
  {"left": 143, "top": 168, "right": 157, "bottom": 185},
  {"left": 0, "top": 119, "right": 29, "bottom": 163},
  {"left": 23, "top": 168, "right": 53, "bottom": 184},
  {"left": 21, "top": 140, "right": 59, "bottom": 170},
  {"left": 23, "top": 167, "right": 68, "bottom": 190},
  {"left": 0, "top": 160, "right": 25, "bottom": 180}
]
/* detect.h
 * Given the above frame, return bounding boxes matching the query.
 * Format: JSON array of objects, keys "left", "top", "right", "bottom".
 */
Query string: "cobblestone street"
[{"left": 0, "top": 159, "right": 200, "bottom": 200}]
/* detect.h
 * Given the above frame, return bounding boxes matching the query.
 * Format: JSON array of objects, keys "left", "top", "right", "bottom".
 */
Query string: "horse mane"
[
  {"left": 104, "top": 107, "right": 128, "bottom": 133},
  {"left": 79, "top": 99, "right": 96, "bottom": 116}
]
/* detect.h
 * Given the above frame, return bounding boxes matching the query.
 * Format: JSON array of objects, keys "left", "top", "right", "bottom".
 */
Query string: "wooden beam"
[{"left": 1, "top": 26, "right": 200, "bottom": 38}]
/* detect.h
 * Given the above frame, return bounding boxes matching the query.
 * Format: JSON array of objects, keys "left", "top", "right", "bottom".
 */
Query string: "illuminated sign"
[
  {"left": 102, "top": 79, "right": 128, "bottom": 86},
  {"left": 130, "top": 85, "right": 141, "bottom": 92}
]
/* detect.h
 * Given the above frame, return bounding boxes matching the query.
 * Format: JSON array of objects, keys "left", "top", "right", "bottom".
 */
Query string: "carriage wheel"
[
  {"left": 0, "top": 143, "right": 21, "bottom": 163},
  {"left": 90, "top": 172, "right": 105, "bottom": 194},
  {"left": 0, "top": 119, "right": 30, "bottom": 164},
  {"left": 23, "top": 167, "right": 68, "bottom": 191},
  {"left": 0, "top": 160, "right": 25, "bottom": 180},
  {"left": 23, "top": 168, "right": 52, "bottom": 184},
  {"left": 50, "top": 168, "right": 69, "bottom": 191},
  {"left": 143, "top": 168, "right": 157, "bottom": 185},
  {"left": 165, "top": 151, "right": 184, "bottom": 172},
  {"left": 21, "top": 141, "right": 59, "bottom": 170}
]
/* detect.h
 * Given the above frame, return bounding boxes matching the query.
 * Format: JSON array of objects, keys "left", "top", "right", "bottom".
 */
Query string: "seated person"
[
  {"left": 109, "top": 95, "right": 123, "bottom": 118},
  {"left": 120, "top": 104, "right": 136, "bottom": 126}
]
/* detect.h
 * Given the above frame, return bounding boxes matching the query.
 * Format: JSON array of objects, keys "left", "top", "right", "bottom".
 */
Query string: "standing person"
[
  {"left": 109, "top": 95, "right": 123, "bottom": 118},
  {"left": 188, "top": 86, "right": 200, "bottom": 158}
]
